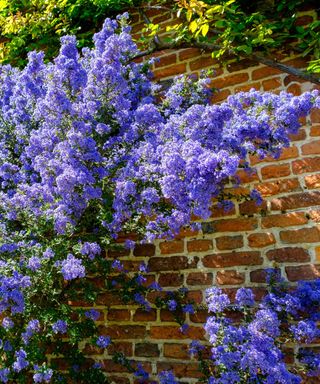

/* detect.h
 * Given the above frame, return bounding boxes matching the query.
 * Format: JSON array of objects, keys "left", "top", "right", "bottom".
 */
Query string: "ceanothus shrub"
[
  {"left": 0, "top": 12, "right": 319, "bottom": 383},
  {"left": 191, "top": 270, "right": 320, "bottom": 384}
]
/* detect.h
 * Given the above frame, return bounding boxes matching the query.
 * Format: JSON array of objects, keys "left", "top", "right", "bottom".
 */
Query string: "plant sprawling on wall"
[{"left": 0, "top": 13, "right": 319, "bottom": 384}]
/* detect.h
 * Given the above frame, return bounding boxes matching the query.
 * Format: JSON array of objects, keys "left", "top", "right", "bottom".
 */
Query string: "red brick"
[
  {"left": 256, "top": 178, "right": 301, "bottom": 197},
  {"left": 148, "top": 256, "right": 197, "bottom": 272},
  {"left": 186, "top": 272, "right": 212, "bottom": 286},
  {"left": 210, "top": 73, "right": 249, "bottom": 89},
  {"left": 163, "top": 343, "right": 189, "bottom": 359},
  {"left": 311, "top": 109, "right": 320, "bottom": 123},
  {"left": 250, "top": 146, "right": 299, "bottom": 165},
  {"left": 283, "top": 57, "right": 307, "bottom": 69},
  {"left": 310, "top": 125, "right": 320, "bottom": 137},
  {"left": 214, "top": 217, "right": 258, "bottom": 232},
  {"left": 160, "top": 309, "right": 186, "bottom": 322},
  {"left": 271, "top": 191, "right": 320, "bottom": 210},
  {"left": 157, "top": 362, "right": 202, "bottom": 378},
  {"left": 178, "top": 48, "right": 201, "bottom": 61},
  {"left": 203, "top": 251, "right": 262, "bottom": 268},
  {"left": 133, "top": 244, "right": 155, "bottom": 256},
  {"left": 133, "top": 309, "right": 157, "bottom": 322},
  {"left": 190, "top": 309, "right": 209, "bottom": 323},
  {"left": 287, "top": 83, "right": 301, "bottom": 95},
  {"left": 309, "top": 209, "right": 320, "bottom": 222},
  {"left": 266, "top": 247, "right": 310, "bottom": 263},
  {"left": 227, "top": 59, "right": 257, "bottom": 72},
  {"left": 216, "top": 235, "right": 243, "bottom": 250},
  {"left": 234, "top": 81, "right": 261, "bottom": 92},
  {"left": 239, "top": 200, "right": 267, "bottom": 215},
  {"left": 250, "top": 269, "right": 280, "bottom": 283},
  {"left": 107, "top": 309, "right": 131, "bottom": 322},
  {"left": 301, "top": 140, "right": 320, "bottom": 155},
  {"left": 248, "top": 232, "right": 276, "bottom": 248},
  {"left": 108, "top": 342, "right": 133, "bottom": 357},
  {"left": 216, "top": 270, "right": 245, "bottom": 285},
  {"left": 261, "top": 164, "right": 291, "bottom": 180},
  {"left": 174, "top": 227, "right": 199, "bottom": 239},
  {"left": 159, "top": 273, "right": 184, "bottom": 287},
  {"left": 159, "top": 240, "right": 184, "bottom": 255},
  {"left": 187, "top": 239, "right": 213, "bottom": 252},
  {"left": 210, "top": 204, "right": 236, "bottom": 218},
  {"left": 286, "top": 265, "right": 320, "bottom": 281},
  {"left": 280, "top": 227, "right": 320, "bottom": 243},
  {"left": 153, "top": 63, "right": 186, "bottom": 79},
  {"left": 295, "top": 15, "right": 314, "bottom": 26},
  {"left": 292, "top": 157, "right": 320, "bottom": 174},
  {"left": 103, "top": 325, "right": 146, "bottom": 339},
  {"left": 305, "top": 174, "right": 320, "bottom": 188},
  {"left": 289, "top": 128, "right": 306, "bottom": 141},
  {"left": 262, "top": 212, "right": 308, "bottom": 228},
  {"left": 150, "top": 326, "right": 205, "bottom": 340},
  {"left": 189, "top": 55, "right": 218, "bottom": 71},
  {"left": 236, "top": 169, "right": 259, "bottom": 183},
  {"left": 135, "top": 343, "right": 159, "bottom": 357},
  {"left": 262, "top": 77, "right": 282, "bottom": 90},
  {"left": 154, "top": 53, "right": 177, "bottom": 68},
  {"left": 211, "top": 89, "right": 231, "bottom": 103},
  {"left": 252, "top": 66, "right": 283, "bottom": 80}
]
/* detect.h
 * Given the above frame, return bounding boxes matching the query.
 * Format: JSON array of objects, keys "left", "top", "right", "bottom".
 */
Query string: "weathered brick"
[
  {"left": 159, "top": 240, "right": 184, "bottom": 255},
  {"left": 160, "top": 309, "right": 186, "bottom": 322},
  {"left": 216, "top": 270, "right": 245, "bottom": 285},
  {"left": 252, "top": 66, "right": 283, "bottom": 80},
  {"left": 148, "top": 256, "right": 197, "bottom": 272},
  {"left": 186, "top": 272, "right": 212, "bottom": 286},
  {"left": 187, "top": 239, "right": 213, "bottom": 252},
  {"left": 107, "top": 309, "right": 131, "bottom": 322},
  {"left": 216, "top": 235, "right": 243, "bottom": 250},
  {"left": 309, "top": 209, "right": 320, "bottom": 222},
  {"left": 159, "top": 273, "right": 184, "bottom": 287},
  {"left": 189, "top": 55, "right": 218, "bottom": 71},
  {"left": 227, "top": 59, "right": 256, "bottom": 72},
  {"left": 305, "top": 174, "right": 320, "bottom": 189},
  {"left": 301, "top": 140, "right": 320, "bottom": 155},
  {"left": 203, "top": 251, "right": 262, "bottom": 268},
  {"left": 261, "top": 164, "right": 291, "bottom": 180},
  {"left": 135, "top": 343, "right": 159, "bottom": 357},
  {"left": 250, "top": 146, "right": 299, "bottom": 165},
  {"left": 178, "top": 48, "right": 201, "bottom": 61},
  {"left": 262, "top": 77, "right": 282, "bottom": 90},
  {"left": 280, "top": 227, "right": 320, "bottom": 243},
  {"left": 235, "top": 82, "right": 261, "bottom": 92},
  {"left": 257, "top": 178, "right": 301, "bottom": 197},
  {"left": 262, "top": 212, "right": 308, "bottom": 228},
  {"left": 103, "top": 325, "right": 146, "bottom": 339},
  {"left": 287, "top": 83, "right": 301, "bottom": 95},
  {"left": 209, "top": 217, "right": 258, "bottom": 233},
  {"left": 210, "top": 73, "right": 249, "bottom": 89},
  {"left": 292, "top": 157, "right": 320, "bottom": 174},
  {"left": 289, "top": 128, "right": 306, "bottom": 141},
  {"left": 211, "top": 88, "right": 231, "bottom": 103},
  {"left": 133, "top": 244, "right": 155, "bottom": 257},
  {"left": 154, "top": 53, "right": 177, "bottom": 68},
  {"left": 156, "top": 362, "right": 202, "bottom": 378},
  {"left": 150, "top": 326, "right": 205, "bottom": 340},
  {"left": 210, "top": 204, "right": 236, "bottom": 218},
  {"left": 163, "top": 343, "right": 190, "bottom": 359},
  {"left": 153, "top": 63, "right": 187, "bottom": 79},
  {"left": 286, "top": 265, "right": 320, "bottom": 281},
  {"left": 248, "top": 232, "right": 276, "bottom": 248},
  {"left": 266, "top": 247, "right": 310, "bottom": 263},
  {"left": 310, "top": 124, "right": 320, "bottom": 137},
  {"left": 108, "top": 342, "right": 133, "bottom": 357},
  {"left": 133, "top": 309, "right": 157, "bottom": 322},
  {"left": 271, "top": 191, "right": 320, "bottom": 210},
  {"left": 239, "top": 200, "right": 267, "bottom": 216},
  {"left": 311, "top": 109, "right": 320, "bottom": 123}
]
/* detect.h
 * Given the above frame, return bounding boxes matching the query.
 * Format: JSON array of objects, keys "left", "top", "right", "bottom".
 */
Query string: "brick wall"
[{"left": 95, "top": 6, "right": 320, "bottom": 383}]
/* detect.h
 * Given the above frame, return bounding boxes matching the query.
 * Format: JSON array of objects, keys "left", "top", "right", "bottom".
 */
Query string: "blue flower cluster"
[{"left": 194, "top": 271, "right": 320, "bottom": 383}]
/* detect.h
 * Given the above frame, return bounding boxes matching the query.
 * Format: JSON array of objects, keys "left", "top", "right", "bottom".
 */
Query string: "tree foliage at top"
[{"left": 0, "top": 0, "right": 138, "bottom": 66}]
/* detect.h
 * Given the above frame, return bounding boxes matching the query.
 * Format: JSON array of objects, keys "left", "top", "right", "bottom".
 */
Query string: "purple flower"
[
  {"left": 206, "top": 287, "right": 230, "bottom": 313},
  {"left": 96, "top": 335, "right": 111, "bottom": 348},
  {"left": 60, "top": 254, "right": 85, "bottom": 280},
  {"left": 235, "top": 288, "right": 255, "bottom": 307},
  {"left": 84, "top": 309, "right": 100, "bottom": 321},
  {"left": 52, "top": 320, "right": 67, "bottom": 334}
]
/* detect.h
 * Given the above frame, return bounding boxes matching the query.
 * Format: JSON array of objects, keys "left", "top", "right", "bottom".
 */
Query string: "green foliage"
[
  {"left": 0, "top": 0, "right": 139, "bottom": 66},
  {"left": 168, "top": 0, "right": 320, "bottom": 72}
]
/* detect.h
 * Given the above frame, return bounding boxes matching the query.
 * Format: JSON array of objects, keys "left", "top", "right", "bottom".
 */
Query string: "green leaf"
[{"left": 237, "top": 45, "right": 252, "bottom": 55}]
